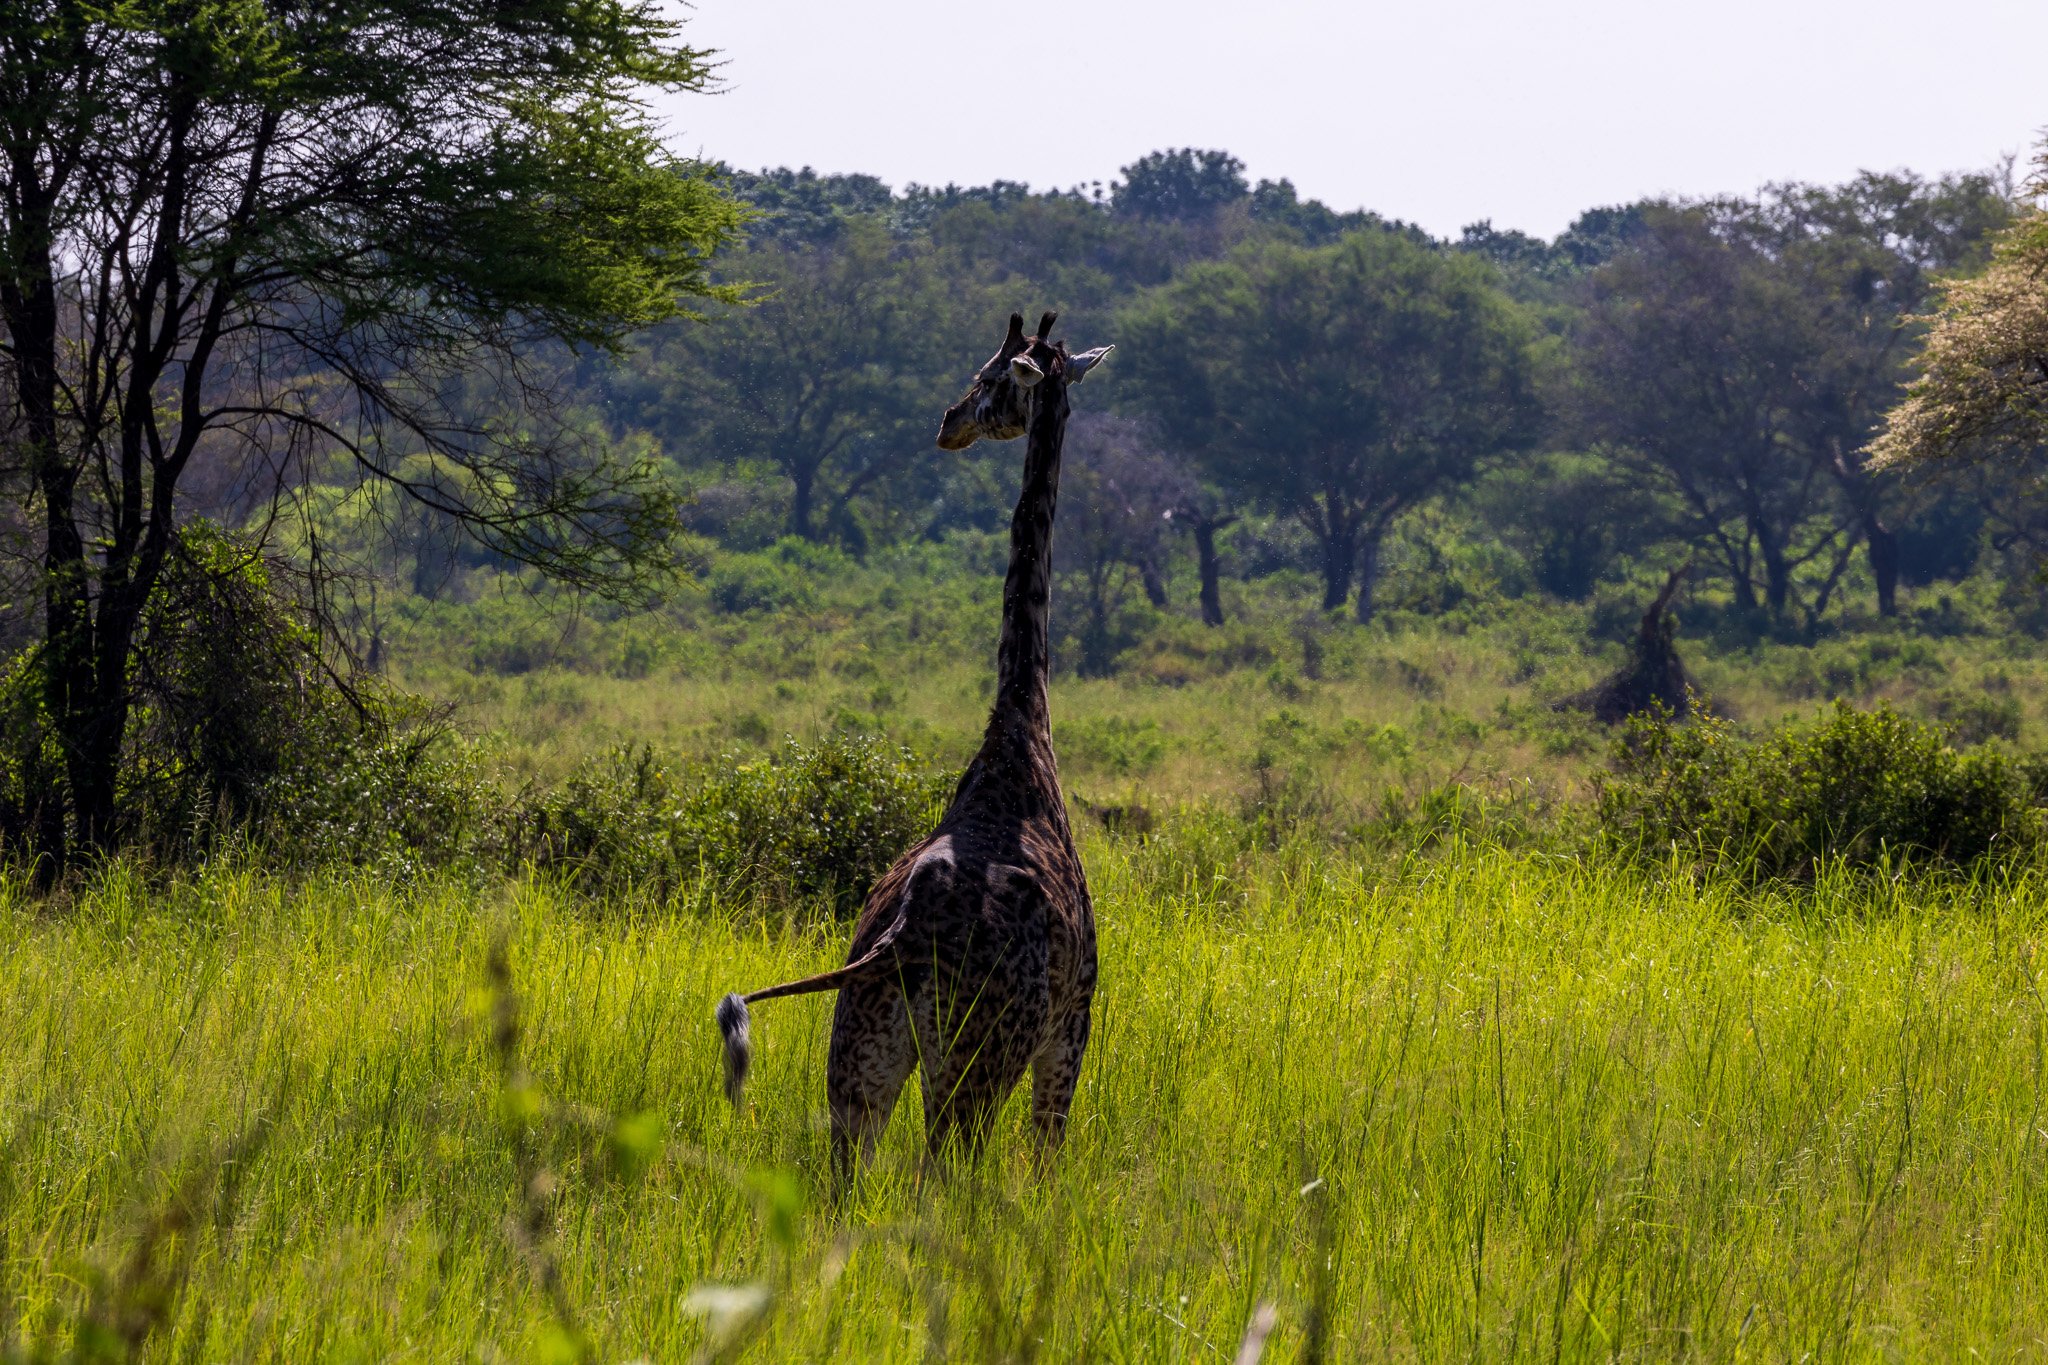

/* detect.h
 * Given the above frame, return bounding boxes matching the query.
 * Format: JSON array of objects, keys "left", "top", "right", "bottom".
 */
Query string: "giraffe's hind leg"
[
  {"left": 1030, "top": 1001, "right": 1092, "bottom": 1155},
  {"left": 918, "top": 983, "right": 1042, "bottom": 1167},
  {"left": 826, "top": 978, "right": 921, "bottom": 1190},
  {"left": 920, "top": 1034, "right": 1032, "bottom": 1166}
]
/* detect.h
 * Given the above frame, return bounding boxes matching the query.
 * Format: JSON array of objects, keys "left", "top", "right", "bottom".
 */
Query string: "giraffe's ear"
[
  {"left": 1009, "top": 353, "right": 1045, "bottom": 388},
  {"left": 1066, "top": 345, "right": 1113, "bottom": 385}
]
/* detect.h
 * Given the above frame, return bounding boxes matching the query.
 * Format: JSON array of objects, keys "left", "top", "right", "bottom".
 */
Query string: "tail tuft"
[{"left": 716, "top": 992, "right": 752, "bottom": 1106}]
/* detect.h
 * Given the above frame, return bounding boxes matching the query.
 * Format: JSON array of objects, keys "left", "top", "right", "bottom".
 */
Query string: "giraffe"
[{"left": 716, "top": 311, "right": 1111, "bottom": 1183}]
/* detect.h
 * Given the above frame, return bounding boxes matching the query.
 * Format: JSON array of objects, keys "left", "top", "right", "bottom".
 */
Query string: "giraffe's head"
[{"left": 936, "top": 311, "right": 1112, "bottom": 451}]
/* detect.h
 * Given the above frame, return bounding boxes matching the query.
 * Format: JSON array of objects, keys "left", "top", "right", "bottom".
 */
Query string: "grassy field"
[
  {"left": 9, "top": 544, "right": 2048, "bottom": 1360},
  {"left": 383, "top": 545, "right": 2047, "bottom": 820},
  {"left": 6, "top": 842, "right": 2048, "bottom": 1361}
]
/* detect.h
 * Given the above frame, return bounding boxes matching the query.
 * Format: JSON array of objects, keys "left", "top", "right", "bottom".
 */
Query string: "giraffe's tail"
[
  {"left": 712, "top": 847, "right": 948, "bottom": 1109},
  {"left": 715, "top": 993, "right": 752, "bottom": 1105},
  {"left": 713, "top": 948, "right": 903, "bottom": 1109}
]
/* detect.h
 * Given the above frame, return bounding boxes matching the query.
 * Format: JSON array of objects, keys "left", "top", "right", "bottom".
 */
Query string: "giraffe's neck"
[{"left": 981, "top": 380, "right": 1068, "bottom": 759}]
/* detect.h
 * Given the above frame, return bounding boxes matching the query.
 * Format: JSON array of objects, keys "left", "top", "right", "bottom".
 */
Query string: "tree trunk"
[
  {"left": 1081, "top": 594, "right": 1113, "bottom": 677},
  {"left": 69, "top": 687, "right": 127, "bottom": 853},
  {"left": 6, "top": 187, "right": 84, "bottom": 870},
  {"left": 1866, "top": 519, "right": 1899, "bottom": 618},
  {"left": 1728, "top": 568, "right": 1759, "bottom": 613},
  {"left": 1354, "top": 531, "right": 1385, "bottom": 625},
  {"left": 1828, "top": 440, "right": 1897, "bottom": 619},
  {"left": 1193, "top": 521, "right": 1227, "bottom": 627},
  {"left": 74, "top": 574, "right": 161, "bottom": 851},
  {"left": 1319, "top": 521, "right": 1356, "bottom": 612},
  {"left": 42, "top": 479, "right": 105, "bottom": 855},
  {"left": 1804, "top": 532, "right": 1858, "bottom": 634},
  {"left": 788, "top": 466, "right": 817, "bottom": 541},
  {"left": 1754, "top": 524, "right": 1791, "bottom": 619},
  {"left": 1137, "top": 557, "right": 1168, "bottom": 608}
]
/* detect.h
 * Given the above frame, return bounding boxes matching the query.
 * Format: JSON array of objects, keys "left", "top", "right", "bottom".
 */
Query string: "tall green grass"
[
  {"left": 4, "top": 843, "right": 2046, "bottom": 1360},
  {"left": 387, "top": 551, "right": 2048, "bottom": 808}
]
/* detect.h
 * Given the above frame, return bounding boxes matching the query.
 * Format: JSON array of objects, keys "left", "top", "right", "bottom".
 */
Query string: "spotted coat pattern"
[{"left": 718, "top": 314, "right": 1110, "bottom": 1182}]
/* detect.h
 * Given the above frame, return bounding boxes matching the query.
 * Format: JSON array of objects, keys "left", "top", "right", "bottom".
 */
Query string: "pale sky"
[{"left": 652, "top": 0, "right": 2046, "bottom": 240}]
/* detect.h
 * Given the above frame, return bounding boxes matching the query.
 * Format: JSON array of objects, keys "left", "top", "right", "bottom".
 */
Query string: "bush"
[
  {"left": 0, "top": 651, "right": 65, "bottom": 859},
  {"left": 261, "top": 724, "right": 495, "bottom": 877},
  {"left": 706, "top": 549, "right": 817, "bottom": 615},
  {"left": 1769, "top": 635, "right": 1943, "bottom": 701},
  {"left": 0, "top": 524, "right": 480, "bottom": 875},
  {"left": 121, "top": 527, "right": 361, "bottom": 848},
  {"left": 1064, "top": 716, "right": 1169, "bottom": 776},
  {"left": 1353, "top": 781, "right": 1556, "bottom": 853},
  {"left": 1925, "top": 686, "right": 2023, "bottom": 745},
  {"left": 1596, "top": 701, "right": 2044, "bottom": 878},
  {"left": 509, "top": 744, "right": 682, "bottom": 893},
  {"left": 514, "top": 733, "right": 951, "bottom": 914}
]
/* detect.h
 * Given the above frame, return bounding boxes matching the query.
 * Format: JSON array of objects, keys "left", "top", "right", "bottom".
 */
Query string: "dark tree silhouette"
[
  {"left": 1056, "top": 414, "right": 1191, "bottom": 675},
  {"left": 1122, "top": 229, "right": 1541, "bottom": 621},
  {"left": 0, "top": 0, "right": 744, "bottom": 864}
]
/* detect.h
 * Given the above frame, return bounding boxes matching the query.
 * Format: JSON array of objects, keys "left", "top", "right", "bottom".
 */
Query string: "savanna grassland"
[
  {"left": 11, "top": 1, "right": 2048, "bottom": 1358},
  {"left": 5, "top": 840, "right": 2047, "bottom": 1360},
  {"left": 388, "top": 538, "right": 2048, "bottom": 810},
  {"left": 7, "top": 556, "right": 2048, "bottom": 1362}
]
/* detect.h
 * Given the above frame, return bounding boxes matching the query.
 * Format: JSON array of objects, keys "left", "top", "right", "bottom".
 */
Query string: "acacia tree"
[
  {"left": 1571, "top": 180, "right": 2006, "bottom": 624},
  {"left": 0, "top": 0, "right": 744, "bottom": 862},
  {"left": 1055, "top": 413, "right": 1191, "bottom": 674},
  {"left": 619, "top": 219, "right": 978, "bottom": 544},
  {"left": 1165, "top": 499, "right": 1236, "bottom": 626},
  {"left": 1121, "top": 229, "right": 1540, "bottom": 622},
  {"left": 1723, "top": 175, "right": 2007, "bottom": 615},
  {"left": 1568, "top": 208, "right": 1845, "bottom": 622},
  {"left": 1873, "top": 155, "right": 2048, "bottom": 478}
]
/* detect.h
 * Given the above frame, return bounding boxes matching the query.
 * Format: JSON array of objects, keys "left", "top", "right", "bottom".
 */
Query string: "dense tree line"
[
  {"left": 0, "top": 0, "right": 746, "bottom": 869},
  {"left": 547, "top": 148, "right": 2030, "bottom": 637},
  {"left": 6, "top": 34, "right": 2045, "bottom": 871}
]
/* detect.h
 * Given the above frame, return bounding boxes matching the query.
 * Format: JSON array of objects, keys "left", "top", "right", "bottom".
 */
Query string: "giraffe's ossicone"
[{"left": 716, "top": 312, "right": 1111, "bottom": 1184}]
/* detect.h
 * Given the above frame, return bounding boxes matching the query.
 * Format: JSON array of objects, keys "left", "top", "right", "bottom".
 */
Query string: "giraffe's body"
[{"left": 716, "top": 313, "right": 1111, "bottom": 1179}]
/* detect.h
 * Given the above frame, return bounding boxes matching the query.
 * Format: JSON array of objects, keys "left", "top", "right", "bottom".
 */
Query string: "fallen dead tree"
[{"left": 1560, "top": 564, "right": 1693, "bottom": 724}]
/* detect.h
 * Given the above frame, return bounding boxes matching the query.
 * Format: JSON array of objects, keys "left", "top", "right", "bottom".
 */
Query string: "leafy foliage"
[
  {"left": 119, "top": 526, "right": 357, "bottom": 849},
  {"left": 1597, "top": 701, "right": 2042, "bottom": 877},
  {"left": 1121, "top": 228, "right": 1542, "bottom": 620},
  {"left": 0, "top": 524, "right": 478, "bottom": 874},
  {"left": 0, "top": 0, "right": 746, "bottom": 862},
  {"left": 1053, "top": 414, "right": 1191, "bottom": 675},
  {"left": 706, "top": 547, "right": 821, "bottom": 616},
  {"left": 598, "top": 220, "right": 978, "bottom": 544},
  {"left": 513, "top": 735, "right": 951, "bottom": 914},
  {"left": 1570, "top": 177, "right": 2007, "bottom": 623},
  {"left": 0, "top": 650, "right": 61, "bottom": 860},
  {"left": 1874, "top": 166, "right": 2048, "bottom": 473},
  {"left": 1112, "top": 148, "right": 1250, "bottom": 221}
]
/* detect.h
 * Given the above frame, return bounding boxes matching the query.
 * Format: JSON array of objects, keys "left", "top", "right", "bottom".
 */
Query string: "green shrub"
[
  {"left": 1596, "top": 701, "right": 2043, "bottom": 878},
  {"left": 1354, "top": 781, "right": 1553, "bottom": 852},
  {"left": 1064, "top": 715, "right": 1169, "bottom": 776},
  {"left": 467, "top": 621, "right": 563, "bottom": 674},
  {"left": 121, "top": 526, "right": 357, "bottom": 851},
  {"left": 509, "top": 743, "right": 682, "bottom": 893},
  {"left": 688, "top": 733, "right": 951, "bottom": 913},
  {"left": 260, "top": 724, "right": 496, "bottom": 878},
  {"left": 1925, "top": 686, "right": 2023, "bottom": 745},
  {"left": 514, "top": 734, "right": 951, "bottom": 914},
  {"left": 1235, "top": 763, "right": 1337, "bottom": 850},
  {"left": 706, "top": 552, "right": 816, "bottom": 615},
  {"left": 0, "top": 524, "right": 485, "bottom": 875},
  {"left": 1770, "top": 636, "right": 1943, "bottom": 701},
  {"left": 0, "top": 650, "right": 65, "bottom": 862}
]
